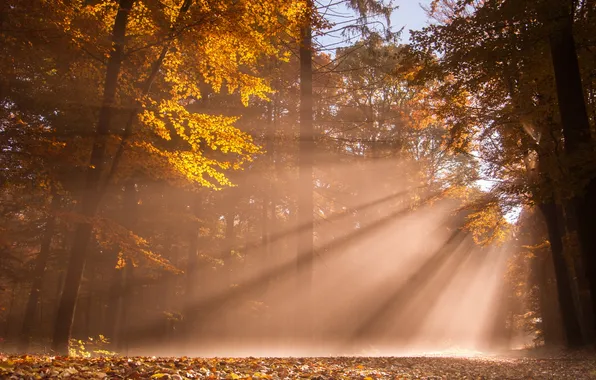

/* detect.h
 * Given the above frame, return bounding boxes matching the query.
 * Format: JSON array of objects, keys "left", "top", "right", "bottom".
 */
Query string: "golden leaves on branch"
[
  {"left": 138, "top": 97, "right": 260, "bottom": 188},
  {"left": 463, "top": 201, "right": 511, "bottom": 246},
  {"left": 37, "top": 0, "right": 312, "bottom": 189}
]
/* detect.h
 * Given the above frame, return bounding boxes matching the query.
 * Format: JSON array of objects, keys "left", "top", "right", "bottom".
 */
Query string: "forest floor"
[{"left": 1, "top": 350, "right": 596, "bottom": 379}]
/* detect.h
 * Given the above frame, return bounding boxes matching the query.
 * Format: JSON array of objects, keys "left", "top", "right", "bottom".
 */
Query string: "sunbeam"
[{"left": 4, "top": 1, "right": 595, "bottom": 378}]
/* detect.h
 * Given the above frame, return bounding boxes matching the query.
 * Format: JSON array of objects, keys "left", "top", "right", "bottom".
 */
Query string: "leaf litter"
[{"left": 1, "top": 353, "right": 596, "bottom": 379}]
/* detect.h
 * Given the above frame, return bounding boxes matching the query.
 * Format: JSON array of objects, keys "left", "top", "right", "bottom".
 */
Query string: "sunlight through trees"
[{"left": 0, "top": 1, "right": 596, "bottom": 372}]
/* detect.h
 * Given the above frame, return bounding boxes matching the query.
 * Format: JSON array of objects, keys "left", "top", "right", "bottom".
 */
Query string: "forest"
[{"left": 1, "top": 0, "right": 596, "bottom": 378}]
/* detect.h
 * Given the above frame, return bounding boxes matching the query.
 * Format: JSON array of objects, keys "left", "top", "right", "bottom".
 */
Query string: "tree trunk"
[
  {"left": 547, "top": 0, "right": 596, "bottom": 339},
  {"left": 539, "top": 201, "right": 584, "bottom": 346},
  {"left": 259, "top": 99, "right": 275, "bottom": 303},
  {"left": 19, "top": 191, "right": 60, "bottom": 352},
  {"left": 488, "top": 282, "right": 513, "bottom": 350},
  {"left": 556, "top": 204, "right": 593, "bottom": 341},
  {"left": 104, "top": 183, "right": 139, "bottom": 351},
  {"left": 51, "top": 0, "right": 136, "bottom": 355},
  {"left": 82, "top": 294, "right": 93, "bottom": 338},
  {"left": 104, "top": 248, "right": 123, "bottom": 348},
  {"left": 259, "top": 193, "right": 271, "bottom": 297},
  {"left": 222, "top": 209, "right": 235, "bottom": 344},
  {"left": 116, "top": 180, "right": 139, "bottom": 354},
  {"left": 116, "top": 259, "right": 133, "bottom": 354},
  {"left": 535, "top": 248, "right": 565, "bottom": 346},
  {"left": 184, "top": 195, "right": 201, "bottom": 347},
  {"left": 296, "top": 0, "right": 314, "bottom": 341},
  {"left": 547, "top": 0, "right": 592, "bottom": 152},
  {"left": 3, "top": 282, "right": 17, "bottom": 344}
]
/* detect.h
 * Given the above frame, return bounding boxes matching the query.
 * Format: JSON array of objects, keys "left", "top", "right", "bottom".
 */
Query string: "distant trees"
[
  {"left": 1, "top": 0, "right": 311, "bottom": 355},
  {"left": 2, "top": 0, "right": 593, "bottom": 356},
  {"left": 410, "top": 0, "right": 596, "bottom": 346}
]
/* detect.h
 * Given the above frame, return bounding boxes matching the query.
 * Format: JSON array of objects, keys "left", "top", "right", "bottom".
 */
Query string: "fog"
[{"left": 119, "top": 154, "right": 511, "bottom": 358}]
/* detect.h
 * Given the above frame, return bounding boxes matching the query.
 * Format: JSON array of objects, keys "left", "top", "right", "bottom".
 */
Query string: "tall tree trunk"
[
  {"left": 116, "top": 180, "right": 139, "bottom": 354},
  {"left": 3, "top": 282, "right": 17, "bottom": 344},
  {"left": 116, "top": 259, "right": 133, "bottom": 354},
  {"left": 488, "top": 281, "right": 512, "bottom": 350},
  {"left": 547, "top": 0, "right": 596, "bottom": 338},
  {"left": 51, "top": 0, "right": 136, "bottom": 355},
  {"left": 539, "top": 201, "right": 584, "bottom": 346},
  {"left": 184, "top": 195, "right": 201, "bottom": 349},
  {"left": 535, "top": 247, "right": 565, "bottom": 346},
  {"left": 563, "top": 202, "right": 595, "bottom": 337},
  {"left": 223, "top": 209, "right": 235, "bottom": 343},
  {"left": 547, "top": 0, "right": 592, "bottom": 152},
  {"left": 19, "top": 191, "right": 60, "bottom": 352},
  {"left": 82, "top": 294, "right": 93, "bottom": 338},
  {"left": 104, "top": 248, "right": 123, "bottom": 348},
  {"left": 556, "top": 204, "right": 592, "bottom": 340},
  {"left": 297, "top": 0, "right": 314, "bottom": 340},
  {"left": 257, "top": 102, "right": 274, "bottom": 346},
  {"left": 259, "top": 99, "right": 275, "bottom": 301}
]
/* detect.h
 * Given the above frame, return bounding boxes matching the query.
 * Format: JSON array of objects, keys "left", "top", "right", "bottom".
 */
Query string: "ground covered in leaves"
[{"left": 1, "top": 352, "right": 596, "bottom": 379}]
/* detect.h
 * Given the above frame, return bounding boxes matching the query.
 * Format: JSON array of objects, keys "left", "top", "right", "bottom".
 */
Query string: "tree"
[
  {"left": 409, "top": 0, "right": 596, "bottom": 346},
  {"left": 0, "top": 0, "right": 310, "bottom": 354},
  {"left": 544, "top": 0, "right": 596, "bottom": 336},
  {"left": 296, "top": 0, "right": 315, "bottom": 340},
  {"left": 295, "top": 0, "right": 396, "bottom": 342},
  {"left": 4, "top": 0, "right": 588, "bottom": 355},
  {"left": 51, "top": 0, "right": 137, "bottom": 354},
  {"left": 18, "top": 190, "right": 60, "bottom": 352}
]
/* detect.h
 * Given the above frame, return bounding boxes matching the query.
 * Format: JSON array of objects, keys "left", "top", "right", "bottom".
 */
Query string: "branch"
[{"left": 100, "top": 0, "right": 194, "bottom": 193}]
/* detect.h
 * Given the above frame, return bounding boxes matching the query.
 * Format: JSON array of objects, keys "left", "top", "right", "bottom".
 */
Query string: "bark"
[
  {"left": 82, "top": 294, "right": 93, "bottom": 338},
  {"left": 3, "top": 282, "right": 17, "bottom": 342},
  {"left": 183, "top": 196, "right": 201, "bottom": 345},
  {"left": 116, "top": 181, "right": 139, "bottom": 354},
  {"left": 259, "top": 100, "right": 275, "bottom": 301},
  {"left": 51, "top": 0, "right": 136, "bottom": 355},
  {"left": 104, "top": 248, "right": 123, "bottom": 347},
  {"left": 488, "top": 282, "right": 513, "bottom": 350},
  {"left": 296, "top": 0, "right": 314, "bottom": 340},
  {"left": 116, "top": 260, "right": 133, "bottom": 354},
  {"left": 547, "top": 0, "right": 596, "bottom": 339},
  {"left": 18, "top": 191, "right": 60, "bottom": 352},
  {"left": 55, "top": 272, "right": 64, "bottom": 306},
  {"left": 547, "top": 0, "right": 592, "bottom": 152},
  {"left": 535, "top": 248, "right": 565, "bottom": 346},
  {"left": 52, "top": 0, "right": 193, "bottom": 354},
  {"left": 539, "top": 201, "right": 584, "bottom": 346},
  {"left": 573, "top": 180, "right": 596, "bottom": 340},
  {"left": 255, "top": 103, "right": 274, "bottom": 347},
  {"left": 259, "top": 192, "right": 270, "bottom": 295},
  {"left": 223, "top": 206, "right": 236, "bottom": 278},
  {"left": 223, "top": 209, "right": 235, "bottom": 325},
  {"left": 557, "top": 204, "right": 593, "bottom": 341}
]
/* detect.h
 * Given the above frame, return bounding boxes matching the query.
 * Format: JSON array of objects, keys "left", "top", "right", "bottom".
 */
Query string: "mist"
[{"left": 113, "top": 154, "right": 512, "bottom": 358}]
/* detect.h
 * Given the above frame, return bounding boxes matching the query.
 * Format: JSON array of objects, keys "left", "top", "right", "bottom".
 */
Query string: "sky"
[
  {"left": 391, "top": 0, "right": 433, "bottom": 42},
  {"left": 315, "top": 0, "right": 432, "bottom": 51},
  {"left": 314, "top": 1, "right": 521, "bottom": 222}
]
